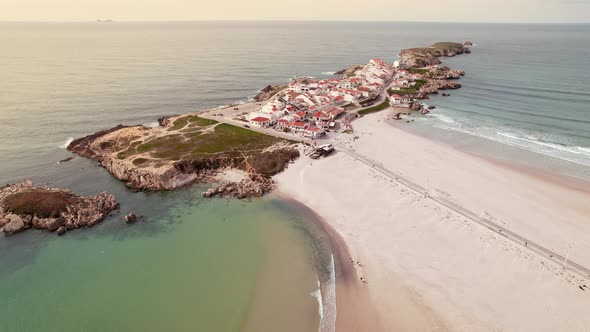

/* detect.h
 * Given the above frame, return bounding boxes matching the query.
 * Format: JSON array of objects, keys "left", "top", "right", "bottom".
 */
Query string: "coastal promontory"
[
  {"left": 67, "top": 116, "right": 300, "bottom": 197},
  {"left": 0, "top": 181, "right": 119, "bottom": 236}
]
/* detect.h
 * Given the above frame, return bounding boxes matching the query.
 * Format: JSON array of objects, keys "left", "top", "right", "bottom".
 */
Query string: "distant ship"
[{"left": 96, "top": 19, "right": 113, "bottom": 23}]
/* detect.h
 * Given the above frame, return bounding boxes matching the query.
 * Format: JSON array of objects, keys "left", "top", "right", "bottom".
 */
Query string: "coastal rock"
[
  {"left": 67, "top": 125, "right": 133, "bottom": 159},
  {"left": 1, "top": 214, "right": 25, "bottom": 235},
  {"left": 0, "top": 181, "right": 119, "bottom": 236},
  {"left": 124, "top": 213, "right": 140, "bottom": 224},
  {"left": 58, "top": 157, "right": 74, "bottom": 164},
  {"left": 203, "top": 174, "right": 275, "bottom": 199},
  {"left": 399, "top": 42, "right": 470, "bottom": 69},
  {"left": 334, "top": 64, "right": 364, "bottom": 78},
  {"left": 254, "top": 85, "right": 287, "bottom": 102},
  {"left": 57, "top": 226, "right": 66, "bottom": 236},
  {"left": 428, "top": 106, "right": 436, "bottom": 110},
  {"left": 157, "top": 115, "right": 178, "bottom": 127}
]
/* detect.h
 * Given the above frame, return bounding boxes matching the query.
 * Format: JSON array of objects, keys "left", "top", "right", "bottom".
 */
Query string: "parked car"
[{"left": 243, "top": 125, "right": 250, "bottom": 128}]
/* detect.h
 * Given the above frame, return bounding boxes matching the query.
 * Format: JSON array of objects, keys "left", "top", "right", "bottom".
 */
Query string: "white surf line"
[{"left": 336, "top": 145, "right": 590, "bottom": 281}]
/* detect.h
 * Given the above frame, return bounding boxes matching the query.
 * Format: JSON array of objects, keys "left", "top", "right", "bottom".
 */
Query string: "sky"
[{"left": 1, "top": 0, "right": 589, "bottom": 23}]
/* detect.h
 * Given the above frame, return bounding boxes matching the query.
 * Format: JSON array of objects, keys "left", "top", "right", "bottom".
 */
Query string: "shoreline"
[
  {"left": 389, "top": 118, "right": 590, "bottom": 195},
  {"left": 274, "top": 109, "right": 590, "bottom": 331},
  {"left": 274, "top": 194, "right": 384, "bottom": 332}
]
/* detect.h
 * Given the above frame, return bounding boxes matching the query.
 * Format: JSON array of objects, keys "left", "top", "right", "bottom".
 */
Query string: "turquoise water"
[
  {"left": 0, "top": 189, "right": 325, "bottom": 331},
  {"left": 1, "top": 22, "right": 589, "bottom": 331}
]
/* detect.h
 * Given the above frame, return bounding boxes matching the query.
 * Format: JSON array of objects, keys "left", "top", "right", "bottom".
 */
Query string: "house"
[
  {"left": 294, "top": 111, "right": 308, "bottom": 120},
  {"left": 289, "top": 121, "right": 308, "bottom": 135},
  {"left": 357, "top": 86, "right": 372, "bottom": 98},
  {"left": 250, "top": 117, "right": 271, "bottom": 127},
  {"left": 275, "top": 118, "right": 290, "bottom": 130},
  {"left": 390, "top": 94, "right": 413, "bottom": 106},
  {"left": 333, "top": 95, "right": 345, "bottom": 103},
  {"left": 324, "top": 106, "right": 344, "bottom": 118},
  {"left": 295, "top": 94, "right": 316, "bottom": 107},
  {"left": 303, "top": 126, "right": 325, "bottom": 139}
]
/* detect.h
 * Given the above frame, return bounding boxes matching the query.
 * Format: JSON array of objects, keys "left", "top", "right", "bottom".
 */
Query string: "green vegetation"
[
  {"left": 408, "top": 68, "right": 429, "bottom": 75},
  {"left": 132, "top": 158, "right": 149, "bottom": 166},
  {"left": 117, "top": 120, "right": 288, "bottom": 163},
  {"left": 116, "top": 141, "right": 142, "bottom": 159},
  {"left": 357, "top": 98, "right": 390, "bottom": 115},
  {"left": 431, "top": 42, "right": 463, "bottom": 50},
  {"left": 168, "top": 115, "right": 218, "bottom": 131},
  {"left": 168, "top": 116, "right": 191, "bottom": 131},
  {"left": 388, "top": 79, "right": 428, "bottom": 95},
  {"left": 189, "top": 116, "right": 218, "bottom": 127}
]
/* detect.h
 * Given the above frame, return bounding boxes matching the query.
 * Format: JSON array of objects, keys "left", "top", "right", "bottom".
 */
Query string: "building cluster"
[
  {"left": 248, "top": 58, "right": 394, "bottom": 138},
  {"left": 388, "top": 65, "right": 434, "bottom": 106}
]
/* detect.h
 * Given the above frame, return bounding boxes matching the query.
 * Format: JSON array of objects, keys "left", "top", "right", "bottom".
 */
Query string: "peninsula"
[
  {"left": 62, "top": 41, "right": 590, "bottom": 331},
  {"left": 67, "top": 42, "right": 470, "bottom": 199}
]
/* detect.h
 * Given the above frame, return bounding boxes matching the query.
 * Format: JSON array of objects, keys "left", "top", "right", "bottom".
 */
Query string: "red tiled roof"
[
  {"left": 251, "top": 117, "right": 270, "bottom": 122},
  {"left": 290, "top": 121, "right": 307, "bottom": 128}
]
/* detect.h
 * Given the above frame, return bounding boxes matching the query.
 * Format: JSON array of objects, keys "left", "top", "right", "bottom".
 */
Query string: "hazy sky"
[{"left": 1, "top": 0, "right": 589, "bottom": 23}]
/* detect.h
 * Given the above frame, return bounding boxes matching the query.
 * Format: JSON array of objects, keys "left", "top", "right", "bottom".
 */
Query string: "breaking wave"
[
  {"left": 434, "top": 124, "right": 590, "bottom": 167},
  {"left": 60, "top": 137, "right": 74, "bottom": 149},
  {"left": 428, "top": 113, "right": 457, "bottom": 124},
  {"left": 312, "top": 253, "right": 337, "bottom": 332}
]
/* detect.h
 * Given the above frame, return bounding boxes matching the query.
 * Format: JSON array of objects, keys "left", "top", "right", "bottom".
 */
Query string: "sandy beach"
[{"left": 275, "top": 109, "right": 590, "bottom": 331}]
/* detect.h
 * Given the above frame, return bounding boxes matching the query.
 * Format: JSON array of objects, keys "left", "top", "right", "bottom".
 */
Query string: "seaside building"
[
  {"left": 303, "top": 126, "right": 325, "bottom": 139},
  {"left": 250, "top": 117, "right": 272, "bottom": 127}
]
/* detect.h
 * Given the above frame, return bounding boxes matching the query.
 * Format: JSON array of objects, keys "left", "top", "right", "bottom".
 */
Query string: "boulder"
[
  {"left": 124, "top": 213, "right": 140, "bottom": 224},
  {"left": 2, "top": 215, "right": 25, "bottom": 235},
  {"left": 57, "top": 226, "right": 66, "bottom": 236},
  {"left": 46, "top": 218, "right": 59, "bottom": 231}
]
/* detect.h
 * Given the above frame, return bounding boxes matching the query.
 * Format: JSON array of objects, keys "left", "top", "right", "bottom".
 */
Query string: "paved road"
[{"left": 336, "top": 144, "right": 590, "bottom": 281}]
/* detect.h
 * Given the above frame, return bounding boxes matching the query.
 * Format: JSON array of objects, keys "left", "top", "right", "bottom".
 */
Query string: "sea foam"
[{"left": 60, "top": 137, "right": 74, "bottom": 149}]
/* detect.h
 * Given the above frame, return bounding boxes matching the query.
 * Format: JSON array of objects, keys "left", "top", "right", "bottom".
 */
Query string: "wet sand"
[{"left": 274, "top": 195, "right": 384, "bottom": 332}]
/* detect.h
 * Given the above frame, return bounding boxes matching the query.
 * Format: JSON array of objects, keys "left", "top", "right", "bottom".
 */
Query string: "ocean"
[{"left": 0, "top": 22, "right": 589, "bottom": 331}]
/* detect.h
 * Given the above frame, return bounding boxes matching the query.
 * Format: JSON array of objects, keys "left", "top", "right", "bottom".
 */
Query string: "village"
[{"left": 203, "top": 57, "right": 433, "bottom": 145}]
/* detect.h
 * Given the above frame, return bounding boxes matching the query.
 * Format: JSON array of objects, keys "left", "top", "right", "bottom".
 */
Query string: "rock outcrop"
[
  {"left": 334, "top": 65, "right": 364, "bottom": 78},
  {"left": 414, "top": 80, "right": 462, "bottom": 99},
  {"left": 254, "top": 85, "right": 287, "bottom": 102},
  {"left": 124, "top": 213, "right": 141, "bottom": 224},
  {"left": 0, "top": 181, "right": 119, "bottom": 236},
  {"left": 399, "top": 42, "right": 470, "bottom": 69},
  {"left": 67, "top": 115, "right": 300, "bottom": 198},
  {"left": 203, "top": 174, "right": 275, "bottom": 199}
]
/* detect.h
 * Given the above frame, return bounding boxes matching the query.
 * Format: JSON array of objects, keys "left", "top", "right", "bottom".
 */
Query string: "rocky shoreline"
[
  {"left": 67, "top": 116, "right": 300, "bottom": 198},
  {"left": 399, "top": 42, "right": 470, "bottom": 68},
  {"left": 253, "top": 84, "right": 287, "bottom": 102},
  {"left": 0, "top": 181, "right": 119, "bottom": 236},
  {"left": 392, "top": 42, "right": 472, "bottom": 113}
]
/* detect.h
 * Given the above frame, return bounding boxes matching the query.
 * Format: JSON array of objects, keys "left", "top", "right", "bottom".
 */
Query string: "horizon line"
[{"left": 1, "top": 19, "right": 589, "bottom": 24}]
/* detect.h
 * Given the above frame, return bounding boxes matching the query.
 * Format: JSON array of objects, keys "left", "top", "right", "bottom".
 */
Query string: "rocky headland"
[
  {"left": 390, "top": 41, "right": 472, "bottom": 112},
  {"left": 334, "top": 64, "right": 364, "bottom": 78},
  {"left": 254, "top": 85, "right": 288, "bottom": 102},
  {"left": 399, "top": 42, "right": 470, "bottom": 68},
  {"left": 67, "top": 115, "right": 300, "bottom": 198},
  {"left": 0, "top": 181, "right": 119, "bottom": 236}
]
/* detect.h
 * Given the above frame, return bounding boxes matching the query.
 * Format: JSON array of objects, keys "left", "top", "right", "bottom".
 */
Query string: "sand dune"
[{"left": 275, "top": 110, "right": 590, "bottom": 331}]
